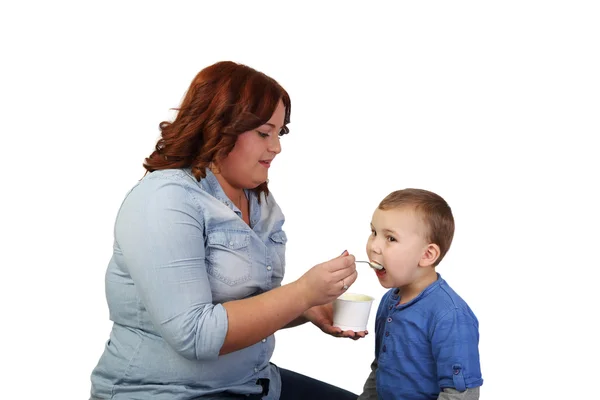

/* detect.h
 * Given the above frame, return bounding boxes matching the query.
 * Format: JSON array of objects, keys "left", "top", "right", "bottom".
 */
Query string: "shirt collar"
[
  {"left": 201, "top": 168, "right": 232, "bottom": 206},
  {"left": 195, "top": 168, "right": 260, "bottom": 222},
  {"left": 392, "top": 273, "right": 444, "bottom": 308}
]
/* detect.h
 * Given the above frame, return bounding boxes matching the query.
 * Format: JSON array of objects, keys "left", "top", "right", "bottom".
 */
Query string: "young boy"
[{"left": 358, "top": 189, "right": 483, "bottom": 400}]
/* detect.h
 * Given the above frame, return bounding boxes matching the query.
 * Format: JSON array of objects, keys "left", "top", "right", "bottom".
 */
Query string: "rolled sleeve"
[
  {"left": 116, "top": 177, "right": 228, "bottom": 360},
  {"left": 432, "top": 309, "right": 483, "bottom": 391}
]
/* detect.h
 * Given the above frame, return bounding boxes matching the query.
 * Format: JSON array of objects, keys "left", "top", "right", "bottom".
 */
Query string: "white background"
[{"left": 1, "top": 1, "right": 599, "bottom": 399}]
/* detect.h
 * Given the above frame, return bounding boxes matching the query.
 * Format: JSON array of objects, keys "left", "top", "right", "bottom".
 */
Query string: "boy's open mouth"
[{"left": 370, "top": 261, "right": 386, "bottom": 277}]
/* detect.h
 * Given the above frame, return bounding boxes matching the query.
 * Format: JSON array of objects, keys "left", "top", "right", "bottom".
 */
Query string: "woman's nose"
[{"left": 268, "top": 136, "right": 281, "bottom": 154}]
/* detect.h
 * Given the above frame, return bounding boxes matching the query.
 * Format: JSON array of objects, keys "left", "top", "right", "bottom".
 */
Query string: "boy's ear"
[{"left": 419, "top": 243, "right": 440, "bottom": 267}]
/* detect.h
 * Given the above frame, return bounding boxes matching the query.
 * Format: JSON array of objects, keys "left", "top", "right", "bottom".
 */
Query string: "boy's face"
[{"left": 366, "top": 207, "right": 431, "bottom": 289}]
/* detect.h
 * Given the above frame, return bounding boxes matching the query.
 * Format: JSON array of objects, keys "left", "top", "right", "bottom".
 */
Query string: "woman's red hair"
[{"left": 143, "top": 61, "right": 291, "bottom": 200}]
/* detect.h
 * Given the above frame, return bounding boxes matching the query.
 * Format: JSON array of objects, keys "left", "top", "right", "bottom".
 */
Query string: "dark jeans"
[
  {"left": 206, "top": 367, "right": 357, "bottom": 399},
  {"left": 279, "top": 368, "right": 357, "bottom": 400}
]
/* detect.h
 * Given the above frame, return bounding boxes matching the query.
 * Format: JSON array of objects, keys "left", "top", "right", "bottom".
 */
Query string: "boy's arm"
[
  {"left": 357, "top": 357, "right": 378, "bottom": 400},
  {"left": 438, "top": 386, "right": 480, "bottom": 400},
  {"left": 432, "top": 309, "right": 483, "bottom": 398}
]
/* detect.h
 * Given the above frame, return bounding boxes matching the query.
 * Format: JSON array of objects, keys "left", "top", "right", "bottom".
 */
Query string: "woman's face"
[{"left": 217, "top": 99, "right": 286, "bottom": 190}]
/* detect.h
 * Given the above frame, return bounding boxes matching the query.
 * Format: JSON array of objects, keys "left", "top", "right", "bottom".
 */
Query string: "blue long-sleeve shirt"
[
  {"left": 90, "top": 168, "right": 287, "bottom": 399},
  {"left": 375, "top": 275, "right": 483, "bottom": 399}
]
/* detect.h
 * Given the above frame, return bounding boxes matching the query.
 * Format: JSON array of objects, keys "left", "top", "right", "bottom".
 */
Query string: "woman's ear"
[{"left": 419, "top": 243, "right": 440, "bottom": 267}]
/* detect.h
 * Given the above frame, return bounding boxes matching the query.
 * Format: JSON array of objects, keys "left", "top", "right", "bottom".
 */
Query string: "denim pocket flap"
[
  {"left": 208, "top": 230, "right": 249, "bottom": 250},
  {"left": 269, "top": 230, "right": 287, "bottom": 245}
]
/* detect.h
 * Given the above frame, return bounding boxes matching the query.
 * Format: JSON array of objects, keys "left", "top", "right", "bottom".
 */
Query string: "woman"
[{"left": 89, "top": 61, "right": 363, "bottom": 400}]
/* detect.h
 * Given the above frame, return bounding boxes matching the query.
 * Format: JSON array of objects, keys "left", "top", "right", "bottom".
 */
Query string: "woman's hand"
[
  {"left": 295, "top": 250, "right": 358, "bottom": 308},
  {"left": 304, "top": 303, "right": 368, "bottom": 340}
]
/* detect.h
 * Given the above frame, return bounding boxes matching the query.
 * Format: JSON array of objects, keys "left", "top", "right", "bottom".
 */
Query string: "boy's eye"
[
  {"left": 386, "top": 236, "right": 396, "bottom": 242},
  {"left": 370, "top": 229, "right": 376, "bottom": 236}
]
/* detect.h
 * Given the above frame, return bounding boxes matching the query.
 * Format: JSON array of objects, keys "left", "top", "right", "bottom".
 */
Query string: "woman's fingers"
[
  {"left": 325, "top": 253, "right": 356, "bottom": 272},
  {"left": 331, "top": 268, "right": 358, "bottom": 288}
]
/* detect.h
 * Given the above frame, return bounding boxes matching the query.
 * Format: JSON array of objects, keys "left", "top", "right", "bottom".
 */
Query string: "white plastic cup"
[{"left": 332, "top": 292, "right": 375, "bottom": 332}]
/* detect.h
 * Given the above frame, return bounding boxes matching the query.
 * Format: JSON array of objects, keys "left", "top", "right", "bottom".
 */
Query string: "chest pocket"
[
  {"left": 268, "top": 230, "right": 287, "bottom": 268},
  {"left": 206, "top": 230, "right": 252, "bottom": 286}
]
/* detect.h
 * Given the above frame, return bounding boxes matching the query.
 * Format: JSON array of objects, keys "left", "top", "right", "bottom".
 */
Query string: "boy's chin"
[{"left": 379, "top": 280, "right": 396, "bottom": 289}]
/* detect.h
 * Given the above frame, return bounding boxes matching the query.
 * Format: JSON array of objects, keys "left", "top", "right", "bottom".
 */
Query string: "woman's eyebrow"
[{"left": 261, "top": 122, "right": 285, "bottom": 130}]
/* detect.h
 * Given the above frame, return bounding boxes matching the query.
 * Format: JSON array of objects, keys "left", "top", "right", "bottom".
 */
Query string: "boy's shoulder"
[{"left": 431, "top": 278, "right": 479, "bottom": 324}]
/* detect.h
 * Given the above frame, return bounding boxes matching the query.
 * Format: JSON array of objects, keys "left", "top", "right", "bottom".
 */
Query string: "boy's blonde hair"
[{"left": 379, "top": 189, "right": 455, "bottom": 266}]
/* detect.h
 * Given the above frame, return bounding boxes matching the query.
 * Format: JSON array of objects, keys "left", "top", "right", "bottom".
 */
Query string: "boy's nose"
[{"left": 368, "top": 241, "right": 382, "bottom": 255}]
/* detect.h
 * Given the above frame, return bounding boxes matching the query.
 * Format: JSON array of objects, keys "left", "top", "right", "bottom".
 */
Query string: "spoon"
[{"left": 356, "top": 260, "right": 384, "bottom": 270}]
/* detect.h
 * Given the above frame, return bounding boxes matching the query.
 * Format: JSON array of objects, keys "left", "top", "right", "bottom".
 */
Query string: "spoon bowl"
[{"left": 356, "top": 260, "right": 384, "bottom": 270}]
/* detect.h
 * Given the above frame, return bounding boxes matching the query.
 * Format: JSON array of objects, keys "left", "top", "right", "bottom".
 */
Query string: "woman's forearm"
[
  {"left": 220, "top": 281, "right": 310, "bottom": 354},
  {"left": 220, "top": 251, "right": 357, "bottom": 354},
  {"left": 282, "top": 314, "right": 309, "bottom": 329}
]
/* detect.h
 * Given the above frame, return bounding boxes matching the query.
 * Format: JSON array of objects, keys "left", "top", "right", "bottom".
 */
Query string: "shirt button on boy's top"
[{"left": 387, "top": 317, "right": 392, "bottom": 323}]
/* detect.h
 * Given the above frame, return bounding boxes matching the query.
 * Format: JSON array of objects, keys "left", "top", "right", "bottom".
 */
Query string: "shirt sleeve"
[
  {"left": 438, "top": 386, "right": 480, "bottom": 400},
  {"left": 115, "top": 177, "right": 228, "bottom": 361},
  {"left": 357, "top": 357, "right": 378, "bottom": 400},
  {"left": 431, "top": 308, "right": 483, "bottom": 391}
]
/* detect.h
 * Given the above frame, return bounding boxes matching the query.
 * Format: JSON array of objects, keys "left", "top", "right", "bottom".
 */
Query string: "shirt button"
[
  {"left": 266, "top": 265, "right": 272, "bottom": 271},
  {"left": 385, "top": 331, "right": 390, "bottom": 337},
  {"left": 229, "top": 241, "right": 234, "bottom": 247},
  {"left": 254, "top": 367, "right": 259, "bottom": 373},
  {"left": 261, "top": 338, "right": 267, "bottom": 343},
  {"left": 387, "top": 317, "right": 392, "bottom": 323},
  {"left": 388, "top": 305, "right": 393, "bottom": 310}
]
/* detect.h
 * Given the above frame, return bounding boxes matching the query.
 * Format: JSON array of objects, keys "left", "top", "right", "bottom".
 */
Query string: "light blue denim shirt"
[{"left": 90, "top": 168, "right": 287, "bottom": 399}]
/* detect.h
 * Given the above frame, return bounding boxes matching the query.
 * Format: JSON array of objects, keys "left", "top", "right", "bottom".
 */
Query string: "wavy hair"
[{"left": 143, "top": 61, "right": 291, "bottom": 200}]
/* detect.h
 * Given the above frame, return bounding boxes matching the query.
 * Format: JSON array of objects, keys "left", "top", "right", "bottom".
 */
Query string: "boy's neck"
[{"left": 397, "top": 269, "right": 438, "bottom": 304}]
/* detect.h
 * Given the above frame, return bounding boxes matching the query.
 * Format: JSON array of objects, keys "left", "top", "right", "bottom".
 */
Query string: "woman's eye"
[{"left": 257, "top": 131, "right": 269, "bottom": 138}]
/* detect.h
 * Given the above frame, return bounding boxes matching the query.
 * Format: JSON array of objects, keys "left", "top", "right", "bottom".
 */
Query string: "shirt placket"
[
  {"left": 380, "top": 291, "right": 399, "bottom": 357},
  {"left": 253, "top": 241, "right": 273, "bottom": 378}
]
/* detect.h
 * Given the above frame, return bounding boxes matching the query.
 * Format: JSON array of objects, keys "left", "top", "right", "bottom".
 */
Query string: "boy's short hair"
[{"left": 378, "top": 189, "right": 455, "bottom": 266}]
